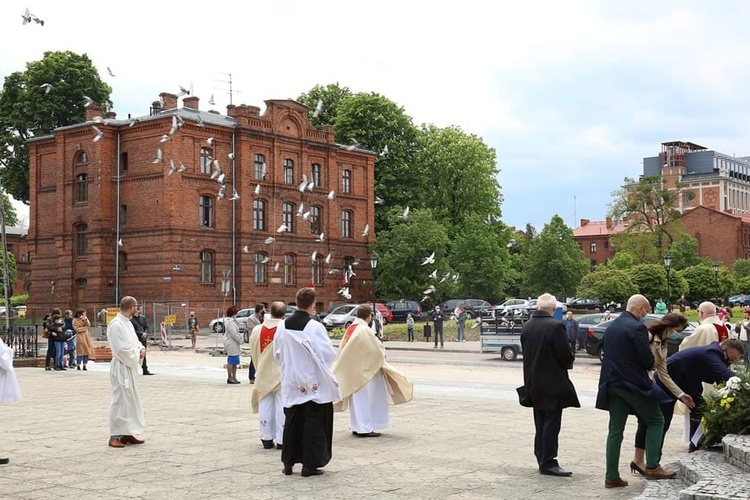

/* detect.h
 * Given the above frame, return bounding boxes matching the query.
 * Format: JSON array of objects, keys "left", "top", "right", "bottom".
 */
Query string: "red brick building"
[
  {"left": 27, "top": 92, "right": 377, "bottom": 319},
  {"left": 573, "top": 218, "right": 628, "bottom": 269},
  {"left": 5, "top": 226, "right": 30, "bottom": 297}
]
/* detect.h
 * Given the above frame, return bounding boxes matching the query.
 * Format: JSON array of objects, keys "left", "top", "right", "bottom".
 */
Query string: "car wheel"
[
  {"left": 608, "top": 306, "right": 615, "bottom": 313},
  {"left": 345, "top": 321, "right": 352, "bottom": 328},
  {"left": 501, "top": 347, "right": 517, "bottom": 361},
  {"left": 598, "top": 347, "right": 604, "bottom": 363},
  {"left": 213, "top": 323, "right": 224, "bottom": 334},
  {"left": 594, "top": 307, "right": 601, "bottom": 313}
]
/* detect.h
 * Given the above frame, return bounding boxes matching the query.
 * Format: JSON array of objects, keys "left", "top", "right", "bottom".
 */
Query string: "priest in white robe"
[
  {"left": 333, "top": 305, "right": 413, "bottom": 438},
  {"left": 0, "top": 336, "right": 22, "bottom": 465},
  {"left": 108, "top": 296, "right": 146, "bottom": 448},
  {"left": 274, "top": 287, "right": 340, "bottom": 477},
  {"left": 250, "top": 301, "right": 286, "bottom": 450}
]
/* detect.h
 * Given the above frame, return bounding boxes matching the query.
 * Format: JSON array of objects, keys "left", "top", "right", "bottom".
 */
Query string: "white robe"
[
  {"left": 349, "top": 371, "right": 390, "bottom": 433},
  {"left": 259, "top": 392, "right": 284, "bottom": 444},
  {"left": 0, "top": 338, "right": 22, "bottom": 404},
  {"left": 108, "top": 313, "right": 145, "bottom": 436}
]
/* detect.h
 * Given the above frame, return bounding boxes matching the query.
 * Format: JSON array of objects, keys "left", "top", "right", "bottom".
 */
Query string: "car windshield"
[{"left": 331, "top": 305, "right": 356, "bottom": 315}]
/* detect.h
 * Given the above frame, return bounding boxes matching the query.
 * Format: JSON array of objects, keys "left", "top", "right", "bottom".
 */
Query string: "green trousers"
[{"left": 605, "top": 385, "right": 665, "bottom": 480}]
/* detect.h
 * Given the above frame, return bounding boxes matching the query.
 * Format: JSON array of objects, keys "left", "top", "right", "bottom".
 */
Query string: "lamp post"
[
  {"left": 369, "top": 254, "right": 379, "bottom": 315},
  {"left": 663, "top": 253, "right": 672, "bottom": 312},
  {"left": 712, "top": 262, "right": 721, "bottom": 303}
]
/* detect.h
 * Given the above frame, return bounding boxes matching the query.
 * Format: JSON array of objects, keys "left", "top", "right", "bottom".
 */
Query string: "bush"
[
  {"left": 10, "top": 294, "right": 28, "bottom": 306},
  {"left": 328, "top": 319, "right": 483, "bottom": 342},
  {"left": 701, "top": 370, "right": 750, "bottom": 447}
]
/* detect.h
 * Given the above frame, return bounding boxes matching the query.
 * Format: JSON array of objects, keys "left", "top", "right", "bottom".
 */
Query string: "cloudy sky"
[{"left": 3, "top": 1, "right": 750, "bottom": 231}]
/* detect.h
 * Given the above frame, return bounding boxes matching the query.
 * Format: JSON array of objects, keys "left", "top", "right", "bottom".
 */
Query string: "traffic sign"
[{"left": 164, "top": 314, "right": 177, "bottom": 325}]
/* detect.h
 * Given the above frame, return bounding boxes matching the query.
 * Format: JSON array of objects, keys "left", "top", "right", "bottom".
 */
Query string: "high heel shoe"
[{"left": 629, "top": 462, "right": 645, "bottom": 476}]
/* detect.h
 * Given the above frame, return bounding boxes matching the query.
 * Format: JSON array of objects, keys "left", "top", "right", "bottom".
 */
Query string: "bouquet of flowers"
[{"left": 701, "top": 370, "right": 750, "bottom": 447}]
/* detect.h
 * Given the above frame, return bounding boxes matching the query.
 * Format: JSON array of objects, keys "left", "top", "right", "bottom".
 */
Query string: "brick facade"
[
  {"left": 573, "top": 218, "right": 624, "bottom": 268},
  {"left": 681, "top": 206, "right": 750, "bottom": 263},
  {"left": 27, "top": 93, "right": 376, "bottom": 319}
]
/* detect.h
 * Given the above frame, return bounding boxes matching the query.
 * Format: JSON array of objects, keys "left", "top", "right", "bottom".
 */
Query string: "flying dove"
[
  {"left": 273, "top": 262, "right": 280, "bottom": 272},
  {"left": 420, "top": 296, "right": 431, "bottom": 303},
  {"left": 229, "top": 189, "right": 240, "bottom": 201},
  {"left": 316, "top": 232, "right": 325, "bottom": 243},
  {"left": 338, "top": 287, "right": 349, "bottom": 297},
  {"left": 83, "top": 96, "right": 95, "bottom": 108},
  {"left": 380, "top": 145, "right": 389, "bottom": 157},
  {"left": 297, "top": 203, "right": 305, "bottom": 216},
  {"left": 217, "top": 185, "right": 226, "bottom": 199},
  {"left": 277, "top": 224, "right": 288, "bottom": 233},
  {"left": 152, "top": 148, "right": 163, "bottom": 163},
  {"left": 421, "top": 252, "right": 435, "bottom": 266},
  {"left": 228, "top": 152, "right": 235, "bottom": 160},
  {"left": 346, "top": 138, "right": 359, "bottom": 151},
  {"left": 264, "top": 237, "right": 276, "bottom": 245},
  {"left": 506, "top": 239, "right": 517, "bottom": 248},
  {"left": 177, "top": 162, "right": 188, "bottom": 173},
  {"left": 117, "top": 238, "right": 123, "bottom": 247},
  {"left": 328, "top": 269, "right": 341, "bottom": 274},
  {"left": 313, "top": 99, "right": 323, "bottom": 118},
  {"left": 361, "top": 224, "right": 370, "bottom": 237},
  {"left": 375, "top": 196, "right": 385, "bottom": 205},
  {"left": 208, "top": 94, "right": 216, "bottom": 106},
  {"left": 324, "top": 253, "right": 332, "bottom": 264},
  {"left": 169, "top": 116, "right": 180, "bottom": 135},
  {"left": 402, "top": 206, "right": 410, "bottom": 220},
  {"left": 306, "top": 181, "right": 315, "bottom": 191},
  {"left": 423, "top": 285, "right": 436, "bottom": 294},
  {"left": 160, "top": 134, "right": 171, "bottom": 143},
  {"left": 302, "top": 211, "right": 311, "bottom": 220},
  {"left": 92, "top": 126, "right": 104, "bottom": 143},
  {"left": 327, "top": 190, "right": 335, "bottom": 200},
  {"left": 216, "top": 173, "right": 226, "bottom": 185},
  {"left": 177, "top": 86, "right": 190, "bottom": 97},
  {"left": 428, "top": 269, "right": 438, "bottom": 279},
  {"left": 242, "top": 245, "right": 250, "bottom": 253},
  {"left": 92, "top": 116, "right": 105, "bottom": 123},
  {"left": 40, "top": 83, "right": 52, "bottom": 94},
  {"left": 261, "top": 256, "right": 271, "bottom": 264},
  {"left": 253, "top": 184, "right": 261, "bottom": 196},
  {"left": 206, "top": 137, "right": 214, "bottom": 146},
  {"left": 452, "top": 273, "right": 460, "bottom": 283},
  {"left": 260, "top": 161, "right": 267, "bottom": 179},
  {"left": 128, "top": 118, "right": 139, "bottom": 127},
  {"left": 439, "top": 272, "right": 450, "bottom": 283},
  {"left": 311, "top": 251, "right": 318, "bottom": 262},
  {"left": 168, "top": 159, "right": 177, "bottom": 175},
  {"left": 22, "top": 8, "right": 44, "bottom": 26},
  {"left": 107, "top": 67, "right": 115, "bottom": 77}
]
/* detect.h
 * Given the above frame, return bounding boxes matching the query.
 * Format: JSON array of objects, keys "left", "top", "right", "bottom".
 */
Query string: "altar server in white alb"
[
  {"left": 333, "top": 304, "right": 413, "bottom": 437},
  {"left": 0, "top": 336, "right": 22, "bottom": 465},
  {"left": 107, "top": 296, "right": 147, "bottom": 448},
  {"left": 274, "top": 287, "right": 341, "bottom": 477},
  {"left": 250, "top": 301, "right": 286, "bottom": 450}
]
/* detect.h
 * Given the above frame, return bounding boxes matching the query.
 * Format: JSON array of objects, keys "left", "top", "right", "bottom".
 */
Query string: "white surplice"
[
  {"left": 0, "top": 338, "right": 22, "bottom": 404},
  {"left": 349, "top": 371, "right": 390, "bottom": 433},
  {"left": 108, "top": 313, "right": 145, "bottom": 436},
  {"left": 258, "top": 392, "right": 285, "bottom": 443}
]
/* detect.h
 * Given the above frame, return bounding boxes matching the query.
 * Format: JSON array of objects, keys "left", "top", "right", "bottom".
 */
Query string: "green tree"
[
  {"left": 372, "top": 208, "right": 452, "bottom": 304},
  {"left": 0, "top": 251, "right": 17, "bottom": 297},
  {"left": 608, "top": 175, "right": 691, "bottom": 254},
  {"left": 1, "top": 195, "right": 18, "bottom": 227},
  {"left": 296, "top": 82, "right": 352, "bottom": 129},
  {"left": 668, "top": 233, "right": 709, "bottom": 270},
  {"left": 0, "top": 51, "right": 112, "bottom": 202},
  {"left": 734, "top": 275, "right": 750, "bottom": 295},
  {"left": 333, "top": 92, "right": 420, "bottom": 230},
  {"left": 680, "top": 264, "right": 733, "bottom": 300},
  {"left": 733, "top": 259, "right": 750, "bottom": 281},
  {"left": 610, "top": 232, "right": 660, "bottom": 264},
  {"left": 627, "top": 264, "right": 667, "bottom": 302},
  {"left": 606, "top": 251, "right": 636, "bottom": 270},
  {"left": 577, "top": 269, "right": 638, "bottom": 304},
  {"left": 450, "top": 215, "right": 515, "bottom": 302},
  {"left": 523, "top": 215, "right": 589, "bottom": 298},
  {"left": 414, "top": 125, "right": 500, "bottom": 229}
]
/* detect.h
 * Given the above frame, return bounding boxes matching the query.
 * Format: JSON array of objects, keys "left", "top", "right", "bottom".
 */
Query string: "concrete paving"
[{"left": 0, "top": 345, "right": 689, "bottom": 500}]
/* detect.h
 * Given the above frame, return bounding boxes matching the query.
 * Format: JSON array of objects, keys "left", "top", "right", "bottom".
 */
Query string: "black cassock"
[{"left": 281, "top": 400, "right": 334, "bottom": 469}]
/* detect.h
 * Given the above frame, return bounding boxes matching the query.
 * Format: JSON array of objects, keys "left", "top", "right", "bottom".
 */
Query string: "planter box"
[{"left": 90, "top": 346, "right": 112, "bottom": 361}]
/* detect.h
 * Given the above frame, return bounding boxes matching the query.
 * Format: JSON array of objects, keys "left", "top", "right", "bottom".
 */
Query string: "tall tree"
[
  {"left": 296, "top": 82, "right": 352, "bottom": 129},
  {"left": 608, "top": 175, "right": 691, "bottom": 254},
  {"left": 1, "top": 195, "right": 18, "bottom": 227},
  {"left": 732, "top": 259, "right": 750, "bottom": 281},
  {"left": 333, "top": 92, "right": 420, "bottom": 230},
  {"left": 414, "top": 125, "right": 500, "bottom": 229},
  {"left": 610, "top": 232, "right": 660, "bottom": 264},
  {"left": 668, "top": 233, "right": 708, "bottom": 270},
  {"left": 577, "top": 269, "right": 638, "bottom": 304},
  {"left": 680, "top": 264, "right": 733, "bottom": 300},
  {"left": 606, "top": 251, "right": 636, "bottom": 270},
  {"left": 0, "top": 51, "right": 112, "bottom": 202},
  {"left": 628, "top": 264, "right": 667, "bottom": 302},
  {"left": 523, "top": 215, "right": 589, "bottom": 298}
]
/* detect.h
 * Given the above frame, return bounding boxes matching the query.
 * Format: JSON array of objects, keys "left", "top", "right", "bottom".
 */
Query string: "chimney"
[
  {"left": 105, "top": 111, "right": 117, "bottom": 120},
  {"left": 160, "top": 92, "right": 178, "bottom": 110},
  {"left": 85, "top": 104, "right": 104, "bottom": 122},
  {"left": 580, "top": 219, "right": 590, "bottom": 227},
  {"left": 606, "top": 217, "right": 613, "bottom": 229},
  {"left": 151, "top": 100, "right": 162, "bottom": 115},
  {"left": 183, "top": 96, "right": 199, "bottom": 110}
]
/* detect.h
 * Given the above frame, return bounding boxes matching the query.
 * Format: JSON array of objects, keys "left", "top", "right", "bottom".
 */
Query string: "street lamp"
[
  {"left": 369, "top": 254, "right": 379, "bottom": 315},
  {"left": 712, "top": 262, "right": 721, "bottom": 303},
  {"left": 663, "top": 253, "right": 672, "bottom": 311}
]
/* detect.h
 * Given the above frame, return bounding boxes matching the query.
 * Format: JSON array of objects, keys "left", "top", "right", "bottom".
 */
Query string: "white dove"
[
  {"left": 297, "top": 203, "right": 305, "bottom": 216},
  {"left": 421, "top": 252, "right": 435, "bottom": 266},
  {"left": 298, "top": 179, "right": 307, "bottom": 193},
  {"left": 206, "top": 137, "right": 214, "bottom": 146},
  {"left": 346, "top": 138, "right": 359, "bottom": 151},
  {"left": 328, "top": 269, "right": 341, "bottom": 275},
  {"left": 208, "top": 94, "right": 216, "bottom": 106},
  {"left": 324, "top": 253, "right": 332, "bottom": 264},
  {"left": 428, "top": 269, "right": 438, "bottom": 279},
  {"left": 217, "top": 185, "right": 226, "bottom": 199},
  {"left": 152, "top": 148, "right": 163, "bottom": 163},
  {"left": 40, "top": 83, "right": 52, "bottom": 94},
  {"left": 216, "top": 173, "right": 226, "bottom": 185},
  {"left": 327, "top": 190, "right": 335, "bottom": 200},
  {"left": 311, "top": 251, "right": 318, "bottom": 262},
  {"left": 439, "top": 272, "right": 450, "bottom": 283},
  {"left": 264, "top": 237, "right": 276, "bottom": 245},
  {"left": 160, "top": 134, "right": 171, "bottom": 143},
  {"left": 169, "top": 116, "right": 179, "bottom": 135},
  {"left": 402, "top": 206, "right": 410, "bottom": 220},
  {"left": 177, "top": 85, "right": 190, "bottom": 97},
  {"left": 253, "top": 184, "right": 261, "bottom": 196},
  {"left": 242, "top": 246, "right": 250, "bottom": 254},
  {"left": 228, "top": 152, "right": 235, "bottom": 160},
  {"left": 380, "top": 145, "right": 389, "bottom": 157},
  {"left": 375, "top": 196, "right": 385, "bottom": 205},
  {"left": 83, "top": 96, "right": 95, "bottom": 108},
  {"left": 452, "top": 273, "right": 460, "bottom": 283},
  {"left": 92, "top": 126, "right": 104, "bottom": 143},
  {"left": 420, "top": 296, "right": 431, "bottom": 303},
  {"left": 260, "top": 161, "right": 267, "bottom": 179},
  {"left": 273, "top": 262, "right": 280, "bottom": 272},
  {"left": 177, "top": 162, "right": 188, "bottom": 173},
  {"left": 361, "top": 224, "right": 370, "bottom": 237},
  {"left": 229, "top": 189, "right": 240, "bottom": 201},
  {"left": 277, "top": 224, "right": 288, "bottom": 233},
  {"left": 167, "top": 159, "right": 177, "bottom": 175},
  {"left": 261, "top": 256, "right": 271, "bottom": 264},
  {"left": 117, "top": 238, "right": 123, "bottom": 247},
  {"left": 128, "top": 118, "right": 139, "bottom": 127},
  {"left": 338, "top": 287, "right": 349, "bottom": 297},
  {"left": 313, "top": 99, "right": 323, "bottom": 118},
  {"left": 316, "top": 232, "right": 325, "bottom": 242},
  {"left": 423, "top": 285, "right": 436, "bottom": 294},
  {"left": 306, "top": 181, "right": 315, "bottom": 191},
  {"left": 302, "top": 211, "right": 311, "bottom": 220}
]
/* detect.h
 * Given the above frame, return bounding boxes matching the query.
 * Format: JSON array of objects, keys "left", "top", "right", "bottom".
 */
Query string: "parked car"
[
  {"left": 375, "top": 303, "right": 393, "bottom": 324},
  {"left": 209, "top": 307, "right": 254, "bottom": 333},
  {"left": 321, "top": 304, "right": 359, "bottom": 330},
  {"left": 567, "top": 298, "right": 620, "bottom": 313},
  {"left": 728, "top": 294, "right": 750, "bottom": 306},
  {"left": 493, "top": 299, "right": 529, "bottom": 315},
  {"left": 386, "top": 300, "right": 422, "bottom": 322},
  {"left": 525, "top": 299, "right": 568, "bottom": 314},
  {"left": 15, "top": 306, "right": 26, "bottom": 319},
  {"left": 585, "top": 313, "right": 696, "bottom": 362},
  {"left": 438, "top": 299, "right": 492, "bottom": 318},
  {"left": 285, "top": 305, "right": 297, "bottom": 318}
]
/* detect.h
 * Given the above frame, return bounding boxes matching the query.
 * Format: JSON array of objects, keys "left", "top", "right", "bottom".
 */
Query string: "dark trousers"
[
  {"left": 282, "top": 401, "right": 333, "bottom": 469},
  {"left": 140, "top": 339, "right": 148, "bottom": 373},
  {"left": 249, "top": 359, "right": 256, "bottom": 380},
  {"left": 45, "top": 337, "right": 55, "bottom": 367},
  {"left": 407, "top": 327, "right": 414, "bottom": 342},
  {"left": 533, "top": 407, "right": 562, "bottom": 470},
  {"left": 433, "top": 323, "right": 444, "bottom": 347}
]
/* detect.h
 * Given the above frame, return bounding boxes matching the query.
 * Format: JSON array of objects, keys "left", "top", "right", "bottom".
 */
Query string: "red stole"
[
  {"left": 714, "top": 323, "right": 729, "bottom": 343},
  {"left": 259, "top": 325, "right": 277, "bottom": 353},
  {"left": 341, "top": 323, "right": 358, "bottom": 349}
]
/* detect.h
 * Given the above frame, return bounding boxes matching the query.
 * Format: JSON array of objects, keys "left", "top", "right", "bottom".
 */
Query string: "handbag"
[{"left": 516, "top": 385, "right": 533, "bottom": 407}]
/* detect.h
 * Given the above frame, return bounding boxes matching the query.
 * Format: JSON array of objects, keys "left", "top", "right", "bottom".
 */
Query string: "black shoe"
[
  {"left": 540, "top": 466, "right": 572, "bottom": 477},
  {"left": 282, "top": 465, "right": 293, "bottom": 476},
  {"left": 45, "top": 367, "right": 51, "bottom": 371},
  {"left": 0, "top": 458, "right": 8, "bottom": 465},
  {"left": 77, "top": 365, "right": 81, "bottom": 371},
  {"left": 276, "top": 444, "right": 283, "bottom": 450},
  {"left": 249, "top": 378, "right": 255, "bottom": 384},
  {"left": 60, "top": 367, "right": 67, "bottom": 371},
  {"left": 629, "top": 461, "right": 645, "bottom": 476},
  {"left": 54, "top": 366, "right": 62, "bottom": 371},
  {"left": 261, "top": 440, "right": 275, "bottom": 449},
  {"left": 83, "top": 366, "right": 87, "bottom": 371},
  {"left": 355, "top": 431, "right": 381, "bottom": 438},
  {"left": 143, "top": 371, "right": 154, "bottom": 376},
  {"left": 301, "top": 467, "right": 324, "bottom": 477}
]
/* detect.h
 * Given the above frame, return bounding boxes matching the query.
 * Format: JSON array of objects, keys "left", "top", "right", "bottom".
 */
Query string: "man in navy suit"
[
  {"left": 657, "top": 339, "right": 743, "bottom": 450},
  {"left": 596, "top": 294, "right": 675, "bottom": 488}
]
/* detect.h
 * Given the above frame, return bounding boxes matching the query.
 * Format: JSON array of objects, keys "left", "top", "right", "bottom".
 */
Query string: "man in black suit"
[
  {"left": 520, "top": 293, "right": 580, "bottom": 477},
  {"left": 130, "top": 307, "right": 153, "bottom": 376},
  {"left": 596, "top": 294, "right": 673, "bottom": 488},
  {"left": 431, "top": 306, "right": 444, "bottom": 349},
  {"left": 658, "top": 339, "right": 743, "bottom": 449}
]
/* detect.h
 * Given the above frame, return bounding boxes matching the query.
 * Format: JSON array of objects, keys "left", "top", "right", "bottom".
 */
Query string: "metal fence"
[{"left": 0, "top": 326, "right": 39, "bottom": 358}]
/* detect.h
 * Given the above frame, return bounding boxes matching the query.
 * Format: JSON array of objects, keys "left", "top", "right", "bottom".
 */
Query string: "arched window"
[
  {"left": 312, "top": 254, "right": 323, "bottom": 285},
  {"left": 253, "top": 199, "right": 266, "bottom": 231},
  {"left": 199, "top": 195, "right": 215, "bottom": 228},
  {"left": 75, "top": 224, "right": 88, "bottom": 257},
  {"left": 74, "top": 150, "right": 88, "bottom": 165},
  {"left": 310, "top": 206, "right": 322, "bottom": 234},
  {"left": 283, "top": 254, "right": 296, "bottom": 285},
  {"left": 200, "top": 250, "right": 214, "bottom": 283},
  {"left": 342, "top": 210, "right": 352, "bottom": 238},
  {"left": 342, "top": 169, "right": 352, "bottom": 193},
  {"left": 284, "top": 159, "right": 294, "bottom": 184},
  {"left": 255, "top": 154, "right": 266, "bottom": 180},
  {"left": 200, "top": 147, "right": 213, "bottom": 175},
  {"left": 255, "top": 253, "right": 267, "bottom": 284},
  {"left": 282, "top": 202, "right": 295, "bottom": 233},
  {"left": 311, "top": 163, "right": 321, "bottom": 188},
  {"left": 76, "top": 174, "right": 88, "bottom": 203}
]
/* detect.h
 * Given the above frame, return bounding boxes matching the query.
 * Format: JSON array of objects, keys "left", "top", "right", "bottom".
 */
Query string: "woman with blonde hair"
[
  {"left": 73, "top": 308, "right": 94, "bottom": 371},
  {"left": 629, "top": 313, "right": 695, "bottom": 476}
]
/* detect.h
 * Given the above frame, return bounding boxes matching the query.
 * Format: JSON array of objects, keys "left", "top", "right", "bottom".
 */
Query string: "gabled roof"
[{"left": 573, "top": 220, "right": 628, "bottom": 237}]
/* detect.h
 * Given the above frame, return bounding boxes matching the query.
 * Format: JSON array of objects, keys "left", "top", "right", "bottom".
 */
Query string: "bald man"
[{"left": 595, "top": 294, "right": 675, "bottom": 487}]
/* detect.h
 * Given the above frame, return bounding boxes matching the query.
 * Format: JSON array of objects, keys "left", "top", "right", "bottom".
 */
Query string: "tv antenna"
[{"left": 215, "top": 72, "right": 241, "bottom": 106}]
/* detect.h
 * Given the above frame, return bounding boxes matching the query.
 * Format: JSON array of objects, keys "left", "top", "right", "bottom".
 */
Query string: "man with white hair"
[
  {"left": 520, "top": 293, "right": 580, "bottom": 477},
  {"left": 680, "top": 301, "right": 729, "bottom": 350}
]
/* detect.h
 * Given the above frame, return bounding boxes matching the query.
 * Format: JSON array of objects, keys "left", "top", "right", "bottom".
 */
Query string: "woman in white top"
[{"left": 223, "top": 306, "right": 242, "bottom": 385}]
